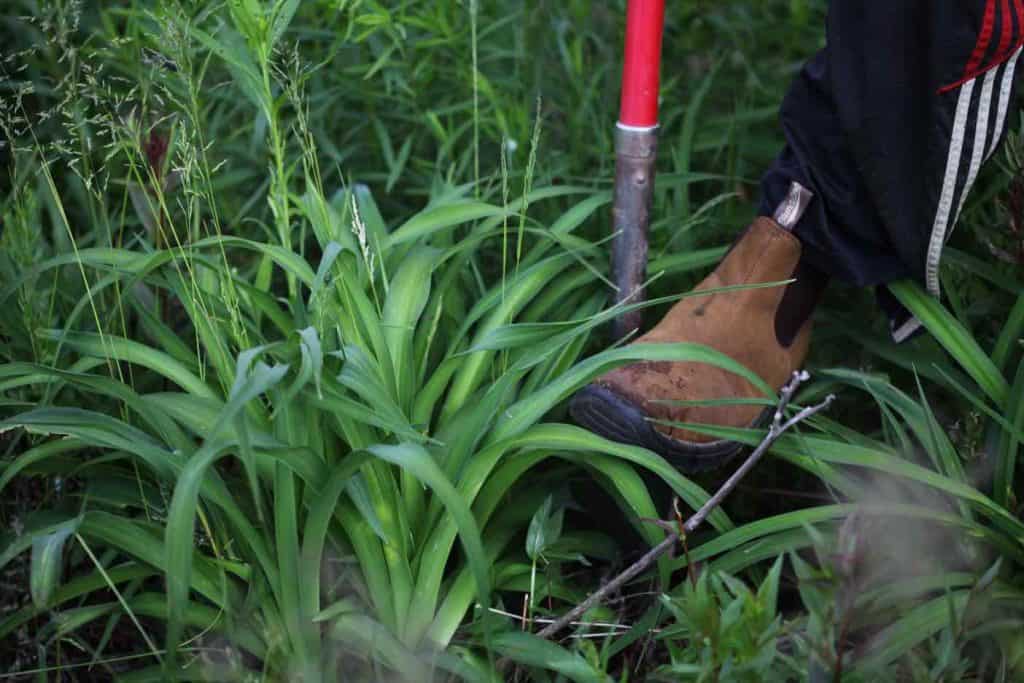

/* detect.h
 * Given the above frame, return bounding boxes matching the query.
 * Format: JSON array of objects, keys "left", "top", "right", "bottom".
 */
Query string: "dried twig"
[
  {"left": 536, "top": 371, "right": 835, "bottom": 640},
  {"left": 487, "top": 607, "right": 660, "bottom": 636}
]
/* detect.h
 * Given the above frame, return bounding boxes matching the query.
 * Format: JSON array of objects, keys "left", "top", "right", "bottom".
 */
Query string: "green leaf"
[
  {"left": 757, "top": 555, "right": 784, "bottom": 615},
  {"left": 37, "top": 330, "right": 216, "bottom": 400},
  {"left": 861, "top": 591, "right": 970, "bottom": 668},
  {"left": 299, "top": 450, "right": 372, "bottom": 622},
  {"left": 269, "top": 0, "right": 300, "bottom": 48},
  {"left": 164, "top": 356, "right": 289, "bottom": 663},
  {"left": 193, "top": 26, "right": 267, "bottom": 114},
  {"left": 1, "top": 408, "right": 177, "bottom": 480},
  {"left": 0, "top": 437, "right": 87, "bottom": 497},
  {"left": 888, "top": 280, "right": 1009, "bottom": 406},
  {"left": 383, "top": 247, "right": 439, "bottom": 407},
  {"left": 30, "top": 517, "right": 81, "bottom": 609},
  {"left": 492, "top": 631, "right": 612, "bottom": 683},
  {"left": 367, "top": 443, "right": 491, "bottom": 610},
  {"left": 992, "top": 293, "right": 1024, "bottom": 373},
  {"left": 526, "top": 495, "right": 563, "bottom": 561},
  {"left": 191, "top": 235, "right": 317, "bottom": 288},
  {"left": 995, "top": 356, "right": 1024, "bottom": 507},
  {"left": 387, "top": 201, "right": 512, "bottom": 247}
]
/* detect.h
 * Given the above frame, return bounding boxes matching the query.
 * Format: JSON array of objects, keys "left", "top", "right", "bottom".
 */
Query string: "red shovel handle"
[{"left": 619, "top": 0, "right": 665, "bottom": 128}]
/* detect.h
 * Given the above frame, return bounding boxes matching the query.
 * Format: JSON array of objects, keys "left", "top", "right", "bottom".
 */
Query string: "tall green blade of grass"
[{"left": 888, "top": 280, "right": 1009, "bottom": 406}]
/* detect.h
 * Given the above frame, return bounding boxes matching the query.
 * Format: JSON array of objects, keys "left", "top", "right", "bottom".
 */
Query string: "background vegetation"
[{"left": 1, "top": 0, "right": 1023, "bottom": 680}]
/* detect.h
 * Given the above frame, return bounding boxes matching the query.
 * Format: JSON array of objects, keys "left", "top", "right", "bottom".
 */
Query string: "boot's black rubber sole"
[{"left": 569, "top": 384, "right": 768, "bottom": 473}]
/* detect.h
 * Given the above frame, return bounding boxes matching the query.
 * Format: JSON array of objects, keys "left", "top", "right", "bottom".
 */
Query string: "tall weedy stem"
[
  {"left": 470, "top": 0, "right": 480, "bottom": 198},
  {"left": 515, "top": 96, "right": 543, "bottom": 274}
]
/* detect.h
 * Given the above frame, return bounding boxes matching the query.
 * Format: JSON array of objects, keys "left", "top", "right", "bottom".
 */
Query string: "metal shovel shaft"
[
  {"left": 611, "top": 125, "right": 658, "bottom": 338},
  {"left": 611, "top": 0, "right": 665, "bottom": 340}
]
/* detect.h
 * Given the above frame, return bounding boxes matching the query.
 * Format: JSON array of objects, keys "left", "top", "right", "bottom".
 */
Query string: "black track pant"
[{"left": 760, "top": 2, "right": 1023, "bottom": 341}]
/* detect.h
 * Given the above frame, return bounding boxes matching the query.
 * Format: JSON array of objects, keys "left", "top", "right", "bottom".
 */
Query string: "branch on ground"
[{"left": 535, "top": 370, "right": 835, "bottom": 640}]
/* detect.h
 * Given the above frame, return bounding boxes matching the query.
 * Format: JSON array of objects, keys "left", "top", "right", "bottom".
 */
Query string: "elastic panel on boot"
[{"left": 775, "top": 258, "right": 829, "bottom": 348}]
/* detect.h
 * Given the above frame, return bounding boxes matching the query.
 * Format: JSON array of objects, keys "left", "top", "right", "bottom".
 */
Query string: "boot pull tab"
[{"left": 772, "top": 181, "right": 814, "bottom": 231}]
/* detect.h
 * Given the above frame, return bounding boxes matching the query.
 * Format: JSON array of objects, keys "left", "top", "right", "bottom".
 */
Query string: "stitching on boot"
[{"left": 724, "top": 226, "right": 779, "bottom": 322}]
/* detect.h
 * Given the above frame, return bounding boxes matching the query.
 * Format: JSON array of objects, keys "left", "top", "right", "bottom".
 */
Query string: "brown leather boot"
[{"left": 570, "top": 214, "right": 826, "bottom": 471}]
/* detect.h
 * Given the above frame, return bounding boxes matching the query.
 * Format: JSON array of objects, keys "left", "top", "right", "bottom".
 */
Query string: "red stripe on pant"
[
  {"left": 965, "top": 0, "right": 998, "bottom": 76},
  {"left": 939, "top": 0, "right": 1024, "bottom": 94}
]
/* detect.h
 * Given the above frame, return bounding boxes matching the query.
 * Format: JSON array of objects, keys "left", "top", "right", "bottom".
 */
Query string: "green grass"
[{"left": 2, "top": 0, "right": 1024, "bottom": 680}]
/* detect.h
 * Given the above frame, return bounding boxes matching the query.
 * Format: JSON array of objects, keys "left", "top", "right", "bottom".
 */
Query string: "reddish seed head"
[{"left": 143, "top": 130, "right": 167, "bottom": 178}]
